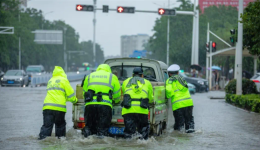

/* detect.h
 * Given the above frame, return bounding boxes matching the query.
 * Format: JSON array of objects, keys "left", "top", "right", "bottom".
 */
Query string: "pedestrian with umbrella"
[
  {"left": 211, "top": 66, "right": 221, "bottom": 90},
  {"left": 190, "top": 64, "right": 202, "bottom": 78}
]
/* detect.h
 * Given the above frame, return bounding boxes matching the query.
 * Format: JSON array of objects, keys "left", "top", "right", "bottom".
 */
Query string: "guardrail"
[{"left": 30, "top": 71, "right": 90, "bottom": 87}]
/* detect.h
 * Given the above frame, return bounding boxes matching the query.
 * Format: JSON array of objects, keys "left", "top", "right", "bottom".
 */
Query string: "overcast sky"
[{"left": 28, "top": 0, "right": 186, "bottom": 56}]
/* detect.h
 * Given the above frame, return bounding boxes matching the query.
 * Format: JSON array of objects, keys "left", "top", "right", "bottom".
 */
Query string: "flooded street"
[{"left": 0, "top": 82, "right": 260, "bottom": 150}]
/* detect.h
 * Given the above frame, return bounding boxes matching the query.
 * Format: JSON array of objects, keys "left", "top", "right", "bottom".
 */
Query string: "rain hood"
[
  {"left": 52, "top": 66, "right": 67, "bottom": 78},
  {"left": 96, "top": 64, "right": 112, "bottom": 73}
]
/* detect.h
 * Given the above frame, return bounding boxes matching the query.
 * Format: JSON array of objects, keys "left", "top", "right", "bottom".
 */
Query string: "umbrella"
[
  {"left": 211, "top": 66, "right": 221, "bottom": 71},
  {"left": 190, "top": 64, "right": 202, "bottom": 71}
]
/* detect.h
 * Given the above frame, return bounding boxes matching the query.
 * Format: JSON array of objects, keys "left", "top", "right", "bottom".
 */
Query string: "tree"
[
  {"left": 0, "top": 0, "right": 104, "bottom": 72},
  {"left": 240, "top": 0, "right": 260, "bottom": 56}
]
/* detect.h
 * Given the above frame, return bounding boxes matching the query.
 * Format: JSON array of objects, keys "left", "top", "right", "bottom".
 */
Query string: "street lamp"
[{"left": 42, "top": 11, "right": 54, "bottom": 29}]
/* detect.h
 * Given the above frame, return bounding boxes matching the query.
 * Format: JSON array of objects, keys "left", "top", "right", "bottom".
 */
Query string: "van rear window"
[{"left": 111, "top": 66, "right": 157, "bottom": 81}]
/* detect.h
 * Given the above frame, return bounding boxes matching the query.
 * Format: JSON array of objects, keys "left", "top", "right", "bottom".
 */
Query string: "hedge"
[
  {"left": 225, "top": 79, "right": 258, "bottom": 94},
  {"left": 226, "top": 94, "right": 260, "bottom": 113}
]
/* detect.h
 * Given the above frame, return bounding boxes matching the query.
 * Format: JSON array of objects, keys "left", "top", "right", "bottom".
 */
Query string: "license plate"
[
  {"left": 8, "top": 81, "right": 14, "bottom": 84},
  {"left": 109, "top": 127, "right": 125, "bottom": 135}
]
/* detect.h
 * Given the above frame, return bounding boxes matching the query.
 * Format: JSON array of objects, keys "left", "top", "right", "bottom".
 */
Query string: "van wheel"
[
  {"left": 162, "top": 121, "right": 167, "bottom": 130},
  {"left": 155, "top": 123, "right": 162, "bottom": 136}
]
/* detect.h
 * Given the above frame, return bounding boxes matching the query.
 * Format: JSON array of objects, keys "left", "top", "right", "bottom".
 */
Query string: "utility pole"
[
  {"left": 93, "top": 0, "right": 96, "bottom": 66},
  {"left": 236, "top": 0, "right": 243, "bottom": 95},
  {"left": 191, "top": 0, "right": 199, "bottom": 65},
  {"left": 166, "top": 0, "right": 170, "bottom": 66},
  {"left": 19, "top": 12, "right": 21, "bottom": 70}
]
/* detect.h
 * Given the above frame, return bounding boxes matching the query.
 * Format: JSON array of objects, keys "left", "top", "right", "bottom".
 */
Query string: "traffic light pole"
[
  {"left": 80, "top": 5, "right": 196, "bottom": 66},
  {"left": 209, "top": 41, "right": 212, "bottom": 90},
  {"left": 166, "top": 0, "right": 170, "bottom": 66},
  {"left": 206, "top": 23, "right": 210, "bottom": 82},
  {"left": 95, "top": 8, "right": 195, "bottom": 15}
]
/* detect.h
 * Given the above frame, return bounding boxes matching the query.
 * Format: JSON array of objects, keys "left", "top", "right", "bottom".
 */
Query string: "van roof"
[{"left": 104, "top": 58, "right": 168, "bottom": 69}]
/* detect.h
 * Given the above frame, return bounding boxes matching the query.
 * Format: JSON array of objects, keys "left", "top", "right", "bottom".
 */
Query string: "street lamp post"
[
  {"left": 236, "top": 0, "right": 243, "bottom": 95},
  {"left": 153, "top": 0, "right": 176, "bottom": 66},
  {"left": 63, "top": 27, "right": 67, "bottom": 72},
  {"left": 42, "top": 11, "right": 54, "bottom": 29},
  {"left": 93, "top": 0, "right": 96, "bottom": 66}
]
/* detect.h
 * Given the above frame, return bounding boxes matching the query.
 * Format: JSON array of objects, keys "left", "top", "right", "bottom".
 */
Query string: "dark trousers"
[
  {"left": 39, "top": 109, "right": 66, "bottom": 139},
  {"left": 123, "top": 113, "right": 150, "bottom": 140},
  {"left": 173, "top": 106, "right": 195, "bottom": 133},
  {"left": 82, "top": 105, "right": 112, "bottom": 137}
]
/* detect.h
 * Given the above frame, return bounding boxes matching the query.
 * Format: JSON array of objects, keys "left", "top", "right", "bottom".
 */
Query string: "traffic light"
[
  {"left": 212, "top": 42, "right": 216, "bottom": 52},
  {"left": 158, "top": 8, "right": 176, "bottom": 16},
  {"left": 76, "top": 5, "right": 94, "bottom": 11},
  {"left": 117, "top": 6, "right": 135, "bottom": 13},
  {"left": 205, "top": 42, "right": 209, "bottom": 52},
  {"left": 103, "top": 5, "right": 109, "bottom": 13},
  {"left": 230, "top": 29, "right": 236, "bottom": 35},
  {"left": 137, "top": 56, "right": 141, "bottom": 59},
  {"left": 230, "top": 29, "right": 236, "bottom": 46}
]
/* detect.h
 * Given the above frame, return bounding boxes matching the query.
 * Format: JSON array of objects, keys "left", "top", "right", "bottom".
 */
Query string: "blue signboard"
[{"left": 129, "top": 50, "right": 147, "bottom": 58}]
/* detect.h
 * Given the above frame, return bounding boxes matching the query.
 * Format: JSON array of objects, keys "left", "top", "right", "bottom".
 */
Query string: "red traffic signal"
[
  {"left": 76, "top": 5, "right": 93, "bottom": 11},
  {"left": 76, "top": 5, "right": 83, "bottom": 11},
  {"left": 212, "top": 42, "right": 216, "bottom": 52},
  {"left": 212, "top": 42, "right": 216, "bottom": 48},
  {"left": 117, "top": 6, "right": 135, "bottom": 13},
  {"left": 117, "top": 7, "right": 124, "bottom": 13},
  {"left": 158, "top": 8, "right": 176, "bottom": 16},
  {"left": 158, "top": 8, "right": 165, "bottom": 15}
]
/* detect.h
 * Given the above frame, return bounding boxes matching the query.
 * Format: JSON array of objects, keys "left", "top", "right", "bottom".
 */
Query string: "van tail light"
[
  {"left": 148, "top": 111, "right": 150, "bottom": 120},
  {"left": 79, "top": 117, "right": 84, "bottom": 121},
  {"left": 78, "top": 122, "right": 85, "bottom": 128},
  {"left": 252, "top": 80, "right": 260, "bottom": 83},
  {"left": 117, "top": 119, "right": 124, "bottom": 122}
]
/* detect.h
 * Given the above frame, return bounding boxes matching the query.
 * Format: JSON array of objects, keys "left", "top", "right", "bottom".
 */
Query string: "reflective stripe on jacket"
[
  {"left": 82, "top": 64, "right": 121, "bottom": 108},
  {"left": 166, "top": 75, "right": 193, "bottom": 111},
  {"left": 121, "top": 77, "right": 154, "bottom": 115},
  {"left": 43, "top": 66, "right": 78, "bottom": 112}
]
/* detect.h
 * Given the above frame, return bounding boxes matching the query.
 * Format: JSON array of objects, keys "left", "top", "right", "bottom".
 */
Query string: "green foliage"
[
  {"left": 0, "top": 0, "right": 104, "bottom": 72},
  {"left": 226, "top": 94, "right": 260, "bottom": 113},
  {"left": 225, "top": 78, "right": 258, "bottom": 94},
  {"left": 240, "top": 0, "right": 260, "bottom": 56}
]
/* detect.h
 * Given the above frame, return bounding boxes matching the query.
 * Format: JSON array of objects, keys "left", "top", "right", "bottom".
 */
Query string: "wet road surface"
[{"left": 0, "top": 82, "right": 260, "bottom": 150}]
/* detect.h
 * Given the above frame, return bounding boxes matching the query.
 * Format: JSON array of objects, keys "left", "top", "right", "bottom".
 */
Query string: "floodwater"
[{"left": 0, "top": 81, "right": 260, "bottom": 150}]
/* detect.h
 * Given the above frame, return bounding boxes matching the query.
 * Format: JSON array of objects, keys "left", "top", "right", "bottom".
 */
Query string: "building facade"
[
  {"left": 121, "top": 34, "right": 149, "bottom": 57},
  {"left": 199, "top": 0, "right": 255, "bottom": 13}
]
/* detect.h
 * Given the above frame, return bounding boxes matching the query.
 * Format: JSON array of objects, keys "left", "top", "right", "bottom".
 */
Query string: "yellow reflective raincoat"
[
  {"left": 166, "top": 75, "right": 193, "bottom": 111},
  {"left": 82, "top": 64, "right": 121, "bottom": 108},
  {"left": 121, "top": 77, "right": 153, "bottom": 115},
  {"left": 43, "top": 66, "right": 77, "bottom": 112}
]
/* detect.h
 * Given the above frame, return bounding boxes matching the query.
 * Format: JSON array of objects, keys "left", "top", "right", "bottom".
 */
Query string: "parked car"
[
  {"left": 0, "top": 70, "right": 4, "bottom": 78},
  {"left": 179, "top": 71, "right": 208, "bottom": 92},
  {"left": 26, "top": 65, "right": 45, "bottom": 82},
  {"left": 0, "top": 70, "right": 4, "bottom": 85},
  {"left": 251, "top": 73, "right": 260, "bottom": 92},
  {"left": 1, "top": 70, "right": 29, "bottom": 87},
  {"left": 188, "top": 83, "right": 196, "bottom": 94}
]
